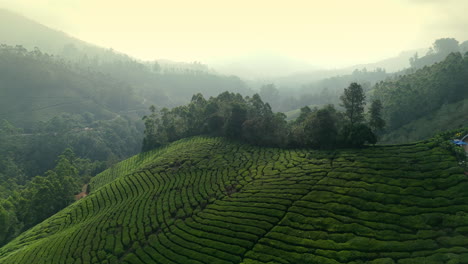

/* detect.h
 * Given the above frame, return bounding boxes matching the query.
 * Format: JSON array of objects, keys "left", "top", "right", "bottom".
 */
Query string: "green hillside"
[
  {"left": 0, "top": 136, "right": 467, "bottom": 264},
  {"left": 381, "top": 98, "right": 468, "bottom": 143}
]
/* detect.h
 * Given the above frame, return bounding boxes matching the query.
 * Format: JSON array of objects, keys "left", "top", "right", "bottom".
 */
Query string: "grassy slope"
[
  {"left": 381, "top": 98, "right": 468, "bottom": 143},
  {"left": 0, "top": 137, "right": 467, "bottom": 264}
]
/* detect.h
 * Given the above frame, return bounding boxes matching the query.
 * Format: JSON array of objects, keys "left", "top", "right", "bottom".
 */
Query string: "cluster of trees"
[
  {"left": 0, "top": 113, "right": 142, "bottom": 181},
  {"left": 0, "top": 148, "right": 95, "bottom": 246},
  {"left": 0, "top": 113, "right": 143, "bottom": 246},
  {"left": 142, "top": 83, "right": 385, "bottom": 150}
]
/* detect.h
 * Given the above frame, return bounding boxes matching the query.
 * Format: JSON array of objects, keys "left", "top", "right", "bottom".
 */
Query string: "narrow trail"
[{"left": 75, "top": 184, "right": 88, "bottom": 200}]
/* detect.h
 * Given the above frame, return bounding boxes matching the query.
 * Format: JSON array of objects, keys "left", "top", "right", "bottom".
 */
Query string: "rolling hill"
[
  {"left": 0, "top": 136, "right": 467, "bottom": 263},
  {"left": 0, "top": 8, "right": 105, "bottom": 58},
  {"left": 0, "top": 9, "right": 252, "bottom": 113}
]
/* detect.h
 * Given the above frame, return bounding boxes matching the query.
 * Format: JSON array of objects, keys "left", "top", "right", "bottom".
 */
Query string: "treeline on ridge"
[
  {"left": 142, "top": 83, "right": 385, "bottom": 150},
  {"left": 374, "top": 51, "right": 468, "bottom": 131}
]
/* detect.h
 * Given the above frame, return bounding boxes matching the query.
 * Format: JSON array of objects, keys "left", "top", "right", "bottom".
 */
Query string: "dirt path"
[{"left": 75, "top": 184, "right": 88, "bottom": 200}]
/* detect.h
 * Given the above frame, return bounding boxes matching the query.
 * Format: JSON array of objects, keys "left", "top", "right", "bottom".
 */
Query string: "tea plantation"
[{"left": 0, "top": 137, "right": 467, "bottom": 264}]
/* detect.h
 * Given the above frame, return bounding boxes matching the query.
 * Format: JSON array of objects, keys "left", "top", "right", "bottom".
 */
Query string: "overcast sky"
[{"left": 1, "top": 0, "right": 467, "bottom": 68}]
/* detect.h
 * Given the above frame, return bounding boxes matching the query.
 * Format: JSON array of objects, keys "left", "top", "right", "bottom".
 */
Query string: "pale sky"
[{"left": 1, "top": 0, "right": 467, "bottom": 68}]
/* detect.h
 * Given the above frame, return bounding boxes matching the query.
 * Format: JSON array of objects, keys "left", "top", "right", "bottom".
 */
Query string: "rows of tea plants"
[
  {"left": 0, "top": 137, "right": 467, "bottom": 264},
  {"left": 90, "top": 137, "right": 210, "bottom": 191},
  {"left": 242, "top": 143, "right": 468, "bottom": 264}
]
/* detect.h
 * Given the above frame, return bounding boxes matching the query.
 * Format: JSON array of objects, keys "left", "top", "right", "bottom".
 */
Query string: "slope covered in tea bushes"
[{"left": 0, "top": 137, "right": 467, "bottom": 264}]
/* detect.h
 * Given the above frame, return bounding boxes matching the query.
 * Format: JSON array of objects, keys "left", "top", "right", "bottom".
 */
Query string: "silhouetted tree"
[
  {"left": 340, "top": 82, "right": 366, "bottom": 127},
  {"left": 369, "top": 99, "right": 385, "bottom": 134}
]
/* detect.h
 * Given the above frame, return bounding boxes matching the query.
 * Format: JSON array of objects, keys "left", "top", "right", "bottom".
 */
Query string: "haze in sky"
[{"left": 1, "top": 0, "right": 467, "bottom": 68}]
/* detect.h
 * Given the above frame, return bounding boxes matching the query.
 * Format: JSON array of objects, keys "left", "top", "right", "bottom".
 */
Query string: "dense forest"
[{"left": 373, "top": 51, "right": 468, "bottom": 137}]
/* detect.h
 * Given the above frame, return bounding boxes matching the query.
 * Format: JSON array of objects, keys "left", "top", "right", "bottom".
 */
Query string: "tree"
[
  {"left": 342, "top": 124, "right": 376, "bottom": 147},
  {"left": 16, "top": 149, "right": 79, "bottom": 229},
  {"left": 0, "top": 199, "right": 19, "bottom": 246},
  {"left": 142, "top": 105, "right": 164, "bottom": 151},
  {"left": 369, "top": 99, "right": 385, "bottom": 133},
  {"left": 433, "top": 38, "right": 459, "bottom": 55},
  {"left": 409, "top": 53, "right": 419, "bottom": 67},
  {"left": 296, "top": 106, "right": 312, "bottom": 124},
  {"left": 340, "top": 82, "right": 366, "bottom": 127},
  {"left": 304, "top": 105, "right": 339, "bottom": 149},
  {"left": 460, "top": 41, "right": 468, "bottom": 54},
  {"left": 223, "top": 103, "right": 247, "bottom": 139},
  {"left": 259, "top": 84, "right": 280, "bottom": 110}
]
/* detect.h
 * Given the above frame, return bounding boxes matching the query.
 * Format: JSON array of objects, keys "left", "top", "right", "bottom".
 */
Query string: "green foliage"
[
  {"left": 0, "top": 148, "right": 96, "bottom": 247},
  {"left": 340, "top": 82, "right": 366, "bottom": 127},
  {"left": 433, "top": 128, "right": 468, "bottom": 163},
  {"left": 369, "top": 99, "right": 385, "bottom": 133},
  {"left": 142, "top": 92, "right": 289, "bottom": 149},
  {"left": 375, "top": 52, "right": 468, "bottom": 131},
  {"left": 380, "top": 98, "right": 468, "bottom": 143},
  {"left": 0, "top": 112, "right": 141, "bottom": 182},
  {"left": 302, "top": 105, "right": 340, "bottom": 148},
  {"left": 0, "top": 200, "right": 19, "bottom": 246},
  {"left": 339, "top": 83, "right": 377, "bottom": 147}
]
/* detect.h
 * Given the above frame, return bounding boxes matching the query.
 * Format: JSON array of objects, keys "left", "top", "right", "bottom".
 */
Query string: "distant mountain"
[
  {"left": 0, "top": 9, "right": 252, "bottom": 109},
  {"left": 0, "top": 9, "right": 127, "bottom": 60},
  {"left": 0, "top": 45, "right": 142, "bottom": 128},
  {"left": 208, "top": 48, "right": 428, "bottom": 91},
  {"left": 209, "top": 51, "right": 318, "bottom": 80},
  {"left": 270, "top": 49, "right": 426, "bottom": 88}
]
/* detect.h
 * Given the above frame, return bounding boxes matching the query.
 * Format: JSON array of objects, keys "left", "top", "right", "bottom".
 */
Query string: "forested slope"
[
  {"left": 381, "top": 98, "right": 468, "bottom": 143},
  {"left": 0, "top": 136, "right": 467, "bottom": 264},
  {"left": 0, "top": 45, "right": 142, "bottom": 128},
  {"left": 374, "top": 52, "right": 468, "bottom": 134}
]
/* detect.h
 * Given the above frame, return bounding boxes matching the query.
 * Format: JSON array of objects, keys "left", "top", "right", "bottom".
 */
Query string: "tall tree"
[
  {"left": 340, "top": 82, "right": 366, "bottom": 127},
  {"left": 369, "top": 99, "right": 385, "bottom": 133},
  {"left": 433, "top": 38, "right": 459, "bottom": 55},
  {"left": 223, "top": 103, "right": 247, "bottom": 139}
]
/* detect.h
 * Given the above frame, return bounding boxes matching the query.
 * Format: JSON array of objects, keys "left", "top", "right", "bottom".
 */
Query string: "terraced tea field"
[{"left": 0, "top": 137, "right": 467, "bottom": 264}]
